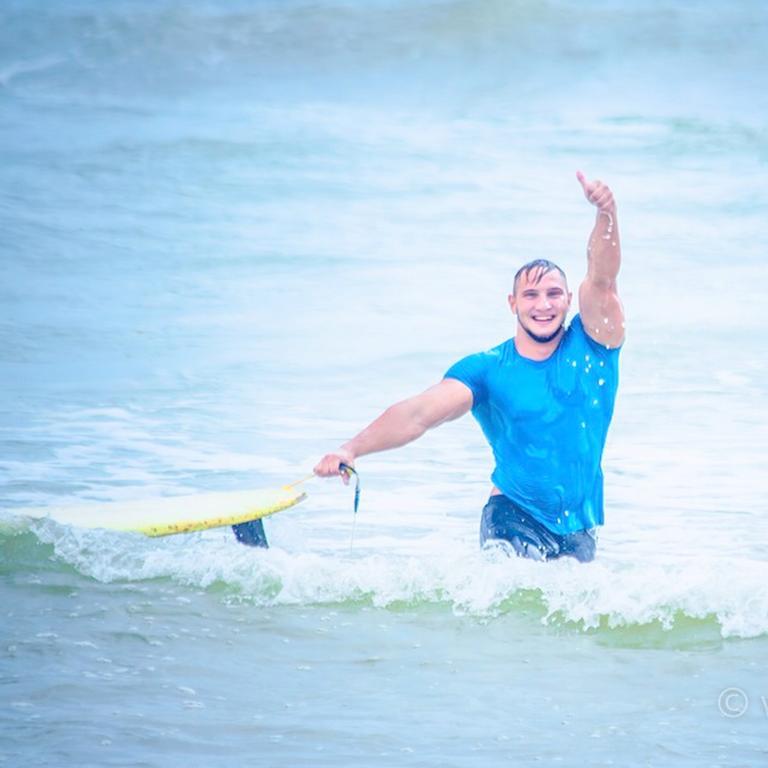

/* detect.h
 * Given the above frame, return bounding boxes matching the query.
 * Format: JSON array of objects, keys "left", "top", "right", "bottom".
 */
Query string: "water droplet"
[
  {"left": 592, "top": 398, "right": 599, "bottom": 405},
  {"left": 584, "top": 355, "right": 590, "bottom": 361},
  {"left": 598, "top": 378, "right": 605, "bottom": 386},
  {"left": 599, "top": 361, "right": 605, "bottom": 367},
  {"left": 580, "top": 421, "right": 586, "bottom": 428},
  {"left": 603, "top": 317, "right": 609, "bottom": 324},
  {"left": 564, "top": 510, "right": 570, "bottom": 517},
  {"left": 571, "top": 360, "right": 577, "bottom": 367},
  {"left": 556, "top": 517, "right": 561, "bottom": 524},
  {"left": 599, "top": 210, "right": 614, "bottom": 237}
]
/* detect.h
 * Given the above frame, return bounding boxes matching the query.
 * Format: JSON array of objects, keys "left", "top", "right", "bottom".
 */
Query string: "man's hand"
[
  {"left": 314, "top": 447, "right": 356, "bottom": 485},
  {"left": 576, "top": 171, "right": 616, "bottom": 214}
]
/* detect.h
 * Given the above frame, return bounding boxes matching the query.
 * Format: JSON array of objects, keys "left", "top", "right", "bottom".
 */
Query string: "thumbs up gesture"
[{"left": 576, "top": 171, "right": 615, "bottom": 213}]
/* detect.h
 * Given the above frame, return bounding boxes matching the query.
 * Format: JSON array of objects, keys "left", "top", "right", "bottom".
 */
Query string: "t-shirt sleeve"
[
  {"left": 570, "top": 315, "right": 622, "bottom": 395},
  {"left": 572, "top": 314, "right": 623, "bottom": 360},
  {"left": 444, "top": 352, "right": 490, "bottom": 407}
]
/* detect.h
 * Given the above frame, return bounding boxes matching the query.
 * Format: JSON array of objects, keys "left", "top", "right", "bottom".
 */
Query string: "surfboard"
[{"left": 3, "top": 486, "right": 307, "bottom": 538}]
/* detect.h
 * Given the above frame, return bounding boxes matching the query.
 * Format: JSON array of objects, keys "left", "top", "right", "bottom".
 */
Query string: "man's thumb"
[{"left": 576, "top": 170, "right": 588, "bottom": 190}]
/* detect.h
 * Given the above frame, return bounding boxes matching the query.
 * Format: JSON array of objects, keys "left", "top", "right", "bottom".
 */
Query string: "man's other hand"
[
  {"left": 314, "top": 448, "right": 356, "bottom": 485},
  {"left": 576, "top": 171, "right": 615, "bottom": 213}
]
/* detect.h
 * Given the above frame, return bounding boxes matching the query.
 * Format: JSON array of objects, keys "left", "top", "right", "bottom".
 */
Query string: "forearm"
[
  {"left": 586, "top": 205, "right": 621, "bottom": 286},
  {"left": 341, "top": 400, "right": 427, "bottom": 460},
  {"left": 577, "top": 176, "right": 625, "bottom": 346},
  {"left": 315, "top": 379, "right": 472, "bottom": 478}
]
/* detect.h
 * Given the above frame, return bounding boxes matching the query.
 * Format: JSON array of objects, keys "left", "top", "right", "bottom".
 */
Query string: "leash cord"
[{"left": 339, "top": 463, "right": 360, "bottom": 551}]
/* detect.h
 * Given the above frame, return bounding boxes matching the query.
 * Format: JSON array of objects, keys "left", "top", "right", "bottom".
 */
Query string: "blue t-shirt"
[{"left": 444, "top": 315, "right": 621, "bottom": 534}]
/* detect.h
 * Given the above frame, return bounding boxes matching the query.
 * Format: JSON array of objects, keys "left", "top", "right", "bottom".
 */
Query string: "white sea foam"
[
  {"left": 22, "top": 518, "right": 768, "bottom": 640},
  {"left": 2, "top": 1, "right": 767, "bottom": 764}
]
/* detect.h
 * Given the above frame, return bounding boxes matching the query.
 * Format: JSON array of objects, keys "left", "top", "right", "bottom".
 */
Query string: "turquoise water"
[{"left": 2, "top": 1, "right": 768, "bottom": 765}]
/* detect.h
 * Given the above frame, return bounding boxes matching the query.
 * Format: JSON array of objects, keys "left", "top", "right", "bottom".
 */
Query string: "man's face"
[{"left": 508, "top": 268, "right": 572, "bottom": 343}]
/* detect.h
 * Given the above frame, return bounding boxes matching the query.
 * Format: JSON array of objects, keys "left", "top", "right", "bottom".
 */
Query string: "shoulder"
[
  {"left": 448, "top": 338, "right": 512, "bottom": 370},
  {"left": 444, "top": 339, "right": 513, "bottom": 398},
  {"left": 565, "top": 314, "right": 623, "bottom": 357}
]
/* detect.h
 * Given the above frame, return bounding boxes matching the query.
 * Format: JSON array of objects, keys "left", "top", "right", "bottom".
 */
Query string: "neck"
[{"left": 514, "top": 325, "right": 564, "bottom": 361}]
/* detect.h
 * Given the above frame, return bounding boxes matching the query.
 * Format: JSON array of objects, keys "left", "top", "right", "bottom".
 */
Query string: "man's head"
[{"left": 509, "top": 259, "right": 572, "bottom": 344}]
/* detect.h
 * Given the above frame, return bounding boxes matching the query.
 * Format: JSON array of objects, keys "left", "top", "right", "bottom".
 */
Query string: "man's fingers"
[
  {"left": 313, "top": 453, "right": 354, "bottom": 482},
  {"left": 588, "top": 181, "right": 604, "bottom": 201},
  {"left": 598, "top": 195, "right": 614, "bottom": 211},
  {"left": 313, "top": 457, "right": 338, "bottom": 477},
  {"left": 591, "top": 187, "right": 614, "bottom": 210},
  {"left": 578, "top": 172, "right": 613, "bottom": 210}
]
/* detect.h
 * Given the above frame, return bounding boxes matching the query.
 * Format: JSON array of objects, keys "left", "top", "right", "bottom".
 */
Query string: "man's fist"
[
  {"left": 576, "top": 171, "right": 615, "bottom": 213},
  {"left": 313, "top": 448, "right": 356, "bottom": 484}
]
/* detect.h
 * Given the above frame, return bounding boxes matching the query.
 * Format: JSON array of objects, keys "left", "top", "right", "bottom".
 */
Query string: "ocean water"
[{"left": 2, "top": 0, "right": 768, "bottom": 765}]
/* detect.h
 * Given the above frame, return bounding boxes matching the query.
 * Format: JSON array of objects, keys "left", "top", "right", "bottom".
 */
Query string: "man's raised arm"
[
  {"left": 314, "top": 378, "right": 473, "bottom": 482},
  {"left": 576, "top": 171, "right": 625, "bottom": 348}
]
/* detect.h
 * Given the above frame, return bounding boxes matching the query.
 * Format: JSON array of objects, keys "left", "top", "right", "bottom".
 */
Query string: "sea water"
[{"left": 1, "top": 1, "right": 767, "bottom": 765}]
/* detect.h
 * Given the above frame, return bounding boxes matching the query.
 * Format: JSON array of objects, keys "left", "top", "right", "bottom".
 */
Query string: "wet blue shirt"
[{"left": 444, "top": 315, "right": 621, "bottom": 534}]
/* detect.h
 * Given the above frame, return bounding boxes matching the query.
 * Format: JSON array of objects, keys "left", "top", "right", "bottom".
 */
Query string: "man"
[{"left": 314, "top": 172, "right": 624, "bottom": 562}]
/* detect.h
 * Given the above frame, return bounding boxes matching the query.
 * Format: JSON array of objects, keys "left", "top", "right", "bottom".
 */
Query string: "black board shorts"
[{"left": 480, "top": 495, "right": 597, "bottom": 563}]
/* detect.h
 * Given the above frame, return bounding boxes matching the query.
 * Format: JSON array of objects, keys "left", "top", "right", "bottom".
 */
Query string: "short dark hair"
[{"left": 513, "top": 259, "right": 567, "bottom": 294}]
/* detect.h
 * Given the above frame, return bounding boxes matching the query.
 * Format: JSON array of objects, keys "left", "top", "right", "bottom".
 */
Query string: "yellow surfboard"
[{"left": 7, "top": 487, "right": 307, "bottom": 538}]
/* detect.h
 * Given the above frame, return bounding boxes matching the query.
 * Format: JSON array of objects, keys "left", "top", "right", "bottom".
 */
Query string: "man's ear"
[{"left": 508, "top": 293, "right": 516, "bottom": 314}]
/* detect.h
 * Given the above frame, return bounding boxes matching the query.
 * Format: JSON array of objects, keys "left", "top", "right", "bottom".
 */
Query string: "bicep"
[
  {"left": 412, "top": 378, "right": 473, "bottom": 430},
  {"left": 578, "top": 279, "right": 625, "bottom": 347}
]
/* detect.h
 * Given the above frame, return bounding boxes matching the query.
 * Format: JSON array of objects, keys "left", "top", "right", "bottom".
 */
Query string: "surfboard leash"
[
  {"left": 284, "top": 463, "right": 361, "bottom": 549},
  {"left": 283, "top": 473, "right": 316, "bottom": 489},
  {"left": 339, "top": 463, "right": 360, "bottom": 515},
  {"left": 339, "top": 463, "right": 360, "bottom": 551},
  {"left": 285, "top": 465, "right": 360, "bottom": 514}
]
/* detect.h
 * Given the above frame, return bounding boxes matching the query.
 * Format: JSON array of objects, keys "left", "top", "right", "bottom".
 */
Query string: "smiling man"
[{"left": 314, "top": 172, "right": 625, "bottom": 562}]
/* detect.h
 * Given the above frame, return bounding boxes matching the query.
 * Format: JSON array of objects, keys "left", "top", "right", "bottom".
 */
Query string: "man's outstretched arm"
[
  {"left": 576, "top": 171, "right": 625, "bottom": 348},
  {"left": 314, "top": 378, "right": 473, "bottom": 481}
]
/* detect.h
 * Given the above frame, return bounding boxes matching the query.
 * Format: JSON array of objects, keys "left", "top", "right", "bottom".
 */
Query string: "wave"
[
  {"left": 2, "top": 0, "right": 764, "bottom": 108},
  {"left": 4, "top": 518, "right": 767, "bottom": 640}
]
